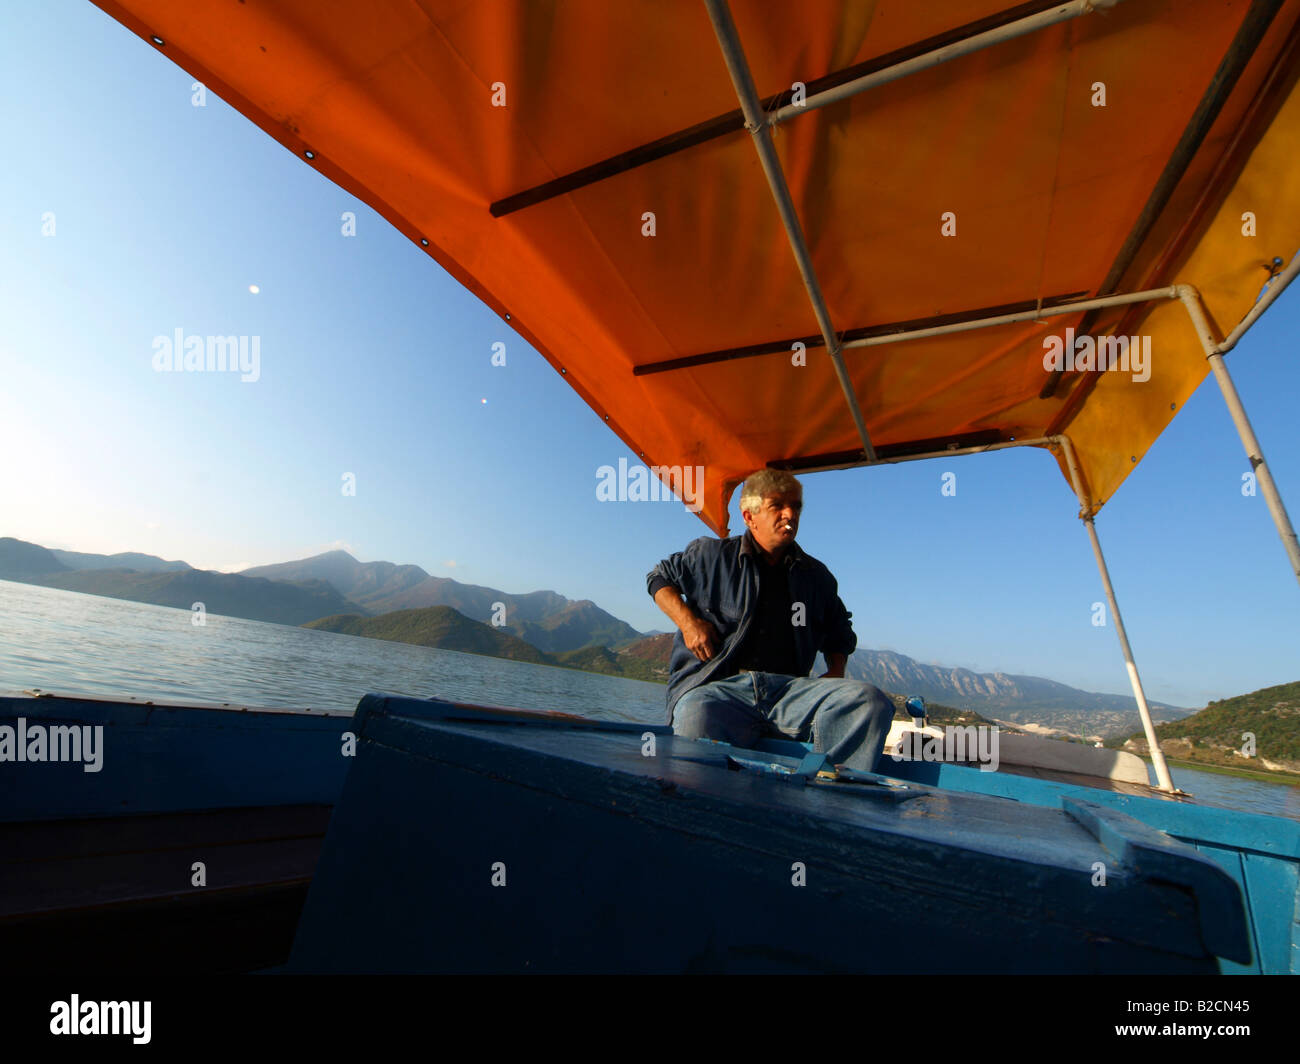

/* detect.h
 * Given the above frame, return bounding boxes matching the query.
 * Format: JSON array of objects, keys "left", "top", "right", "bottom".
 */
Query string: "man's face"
[{"left": 742, "top": 490, "right": 802, "bottom": 554}]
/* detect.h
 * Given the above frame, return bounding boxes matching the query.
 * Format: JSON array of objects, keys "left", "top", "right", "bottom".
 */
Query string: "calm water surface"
[
  {"left": 0, "top": 579, "right": 666, "bottom": 720},
  {"left": 2, "top": 579, "right": 1296, "bottom": 820}
]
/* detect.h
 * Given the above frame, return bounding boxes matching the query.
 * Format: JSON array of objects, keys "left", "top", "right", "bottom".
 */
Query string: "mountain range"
[
  {"left": 842, "top": 650, "right": 1188, "bottom": 739},
  {"left": 49, "top": 548, "right": 190, "bottom": 573},
  {"left": 243, "top": 550, "right": 642, "bottom": 651},
  {"left": 0, "top": 538, "right": 359, "bottom": 626},
  {"left": 2, "top": 535, "right": 1197, "bottom": 735}
]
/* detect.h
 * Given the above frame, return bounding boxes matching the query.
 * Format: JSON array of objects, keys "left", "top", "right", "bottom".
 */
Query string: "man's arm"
[
  {"left": 819, "top": 569, "right": 856, "bottom": 679},
  {"left": 647, "top": 538, "right": 722, "bottom": 662},
  {"left": 653, "top": 584, "right": 720, "bottom": 663}
]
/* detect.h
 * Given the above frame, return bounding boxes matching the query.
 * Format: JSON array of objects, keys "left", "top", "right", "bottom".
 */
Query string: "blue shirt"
[{"left": 646, "top": 531, "right": 857, "bottom": 723}]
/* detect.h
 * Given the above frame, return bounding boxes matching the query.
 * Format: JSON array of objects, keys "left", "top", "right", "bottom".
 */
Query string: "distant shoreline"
[{"left": 1145, "top": 756, "right": 1300, "bottom": 788}]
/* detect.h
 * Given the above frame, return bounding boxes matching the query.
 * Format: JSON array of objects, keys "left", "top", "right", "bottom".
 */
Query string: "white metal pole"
[
  {"left": 769, "top": 0, "right": 1125, "bottom": 126},
  {"left": 796, "top": 430, "right": 1180, "bottom": 792},
  {"left": 842, "top": 286, "right": 1180, "bottom": 350},
  {"left": 702, "top": 0, "right": 876, "bottom": 462},
  {"left": 1176, "top": 285, "right": 1300, "bottom": 587},
  {"left": 1217, "top": 251, "right": 1300, "bottom": 355},
  {"left": 1056, "top": 436, "right": 1177, "bottom": 792}
]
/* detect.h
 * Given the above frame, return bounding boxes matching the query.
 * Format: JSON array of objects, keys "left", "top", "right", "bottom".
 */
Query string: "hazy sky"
[{"left": 1, "top": 0, "right": 1296, "bottom": 708}]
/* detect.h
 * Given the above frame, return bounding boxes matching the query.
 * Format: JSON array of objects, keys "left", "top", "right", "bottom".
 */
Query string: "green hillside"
[
  {"left": 554, "top": 643, "right": 665, "bottom": 683},
  {"left": 1108, "top": 680, "right": 1300, "bottom": 777},
  {"left": 306, "top": 606, "right": 554, "bottom": 665},
  {"left": 308, "top": 608, "right": 662, "bottom": 679}
]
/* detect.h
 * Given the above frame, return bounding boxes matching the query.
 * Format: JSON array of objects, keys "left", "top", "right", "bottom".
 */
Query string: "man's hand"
[
  {"left": 654, "top": 584, "right": 720, "bottom": 663},
  {"left": 681, "top": 616, "right": 721, "bottom": 663}
]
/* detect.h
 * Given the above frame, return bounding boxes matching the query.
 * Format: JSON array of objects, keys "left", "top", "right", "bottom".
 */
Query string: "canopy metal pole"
[
  {"left": 786, "top": 430, "right": 1179, "bottom": 792},
  {"left": 768, "top": 0, "right": 1124, "bottom": 126},
  {"left": 1056, "top": 436, "right": 1177, "bottom": 792},
  {"left": 497, "top": 0, "right": 1128, "bottom": 218},
  {"left": 702, "top": 0, "right": 876, "bottom": 462},
  {"left": 1218, "top": 251, "right": 1300, "bottom": 354},
  {"left": 1176, "top": 284, "right": 1300, "bottom": 587},
  {"left": 842, "top": 285, "right": 1179, "bottom": 350}
]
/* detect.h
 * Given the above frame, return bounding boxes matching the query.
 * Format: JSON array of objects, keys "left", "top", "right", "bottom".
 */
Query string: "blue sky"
[{"left": 0, "top": 0, "right": 1296, "bottom": 709}]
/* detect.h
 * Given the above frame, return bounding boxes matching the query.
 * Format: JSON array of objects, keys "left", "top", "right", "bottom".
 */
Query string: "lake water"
[{"left": 2, "top": 579, "right": 1296, "bottom": 821}]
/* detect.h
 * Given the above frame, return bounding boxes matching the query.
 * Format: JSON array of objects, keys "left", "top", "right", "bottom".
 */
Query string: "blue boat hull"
[
  {"left": 0, "top": 692, "right": 354, "bottom": 822},
  {"left": 858, "top": 747, "right": 1300, "bottom": 975},
  {"left": 286, "top": 694, "right": 1263, "bottom": 974},
  {"left": 0, "top": 693, "right": 355, "bottom": 973},
  {"left": 6, "top": 691, "right": 1294, "bottom": 974}
]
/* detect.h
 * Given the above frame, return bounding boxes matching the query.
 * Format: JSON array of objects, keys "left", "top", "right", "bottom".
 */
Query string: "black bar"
[
  {"left": 1, "top": 977, "right": 1289, "bottom": 1051},
  {"left": 768, "top": 429, "right": 1007, "bottom": 472}
]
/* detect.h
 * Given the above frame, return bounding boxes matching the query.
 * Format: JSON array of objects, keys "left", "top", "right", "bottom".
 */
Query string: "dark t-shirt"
[{"left": 731, "top": 555, "right": 801, "bottom": 676}]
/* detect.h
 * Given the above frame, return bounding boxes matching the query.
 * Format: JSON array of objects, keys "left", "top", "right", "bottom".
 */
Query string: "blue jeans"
[{"left": 672, "top": 671, "right": 895, "bottom": 773}]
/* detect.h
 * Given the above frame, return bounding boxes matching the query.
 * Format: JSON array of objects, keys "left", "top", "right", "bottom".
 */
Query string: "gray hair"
[{"left": 739, "top": 469, "right": 802, "bottom": 514}]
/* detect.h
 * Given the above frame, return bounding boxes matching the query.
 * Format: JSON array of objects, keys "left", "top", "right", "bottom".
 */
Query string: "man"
[{"left": 645, "top": 469, "right": 895, "bottom": 773}]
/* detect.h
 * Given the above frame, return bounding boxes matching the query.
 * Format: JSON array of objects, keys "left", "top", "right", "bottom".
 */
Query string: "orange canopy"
[{"left": 94, "top": 0, "right": 1300, "bottom": 534}]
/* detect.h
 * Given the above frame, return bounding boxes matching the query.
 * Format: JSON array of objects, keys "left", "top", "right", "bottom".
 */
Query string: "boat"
[
  {"left": 283, "top": 693, "right": 1297, "bottom": 973},
  {"left": 0, "top": 690, "right": 353, "bottom": 973},
  {"left": 14, "top": 0, "right": 1298, "bottom": 972}
]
